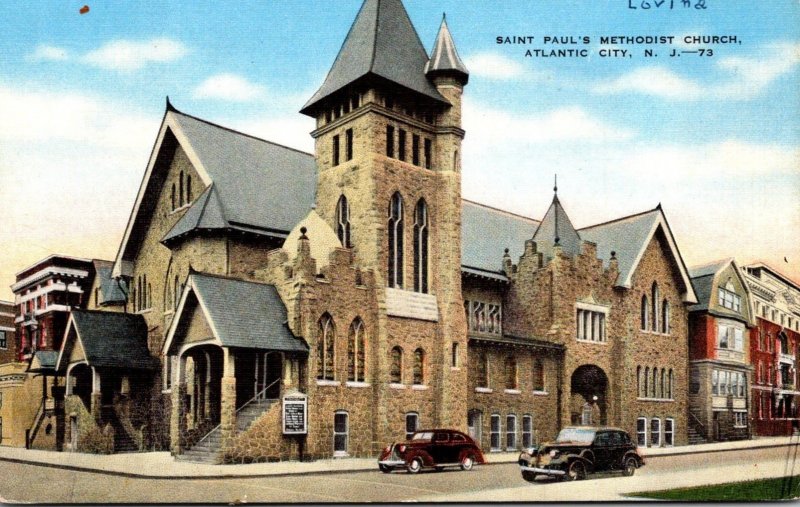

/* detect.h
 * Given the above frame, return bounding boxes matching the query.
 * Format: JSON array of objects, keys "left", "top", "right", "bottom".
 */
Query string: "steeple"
[
  {"left": 425, "top": 14, "right": 469, "bottom": 85},
  {"left": 532, "top": 186, "right": 582, "bottom": 260},
  {"left": 301, "top": 0, "right": 447, "bottom": 116}
]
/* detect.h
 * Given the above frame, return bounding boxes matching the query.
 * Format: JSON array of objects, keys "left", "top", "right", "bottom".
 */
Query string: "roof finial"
[
  {"left": 442, "top": 12, "right": 446, "bottom": 22},
  {"left": 554, "top": 174, "right": 558, "bottom": 195},
  {"left": 166, "top": 96, "right": 176, "bottom": 112}
]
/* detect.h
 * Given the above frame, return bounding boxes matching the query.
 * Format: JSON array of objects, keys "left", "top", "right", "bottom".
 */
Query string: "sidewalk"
[{"left": 0, "top": 435, "right": 796, "bottom": 479}]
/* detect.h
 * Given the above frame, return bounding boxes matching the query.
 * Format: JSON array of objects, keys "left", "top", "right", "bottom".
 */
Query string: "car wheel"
[
  {"left": 460, "top": 454, "right": 475, "bottom": 471},
  {"left": 379, "top": 464, "right": 391, "bottom": 474},
  {"left": 407, "top": 457, "right": 423, "bottom": 474},
  {"left": 623, "top": 456, "right": 638, "bottom": 477},
  {"left": 521, "top": 470, "right": 537, "bottom": 483},
  {"left": 565, "top": 461, "right": 586, "bottom": 481}
]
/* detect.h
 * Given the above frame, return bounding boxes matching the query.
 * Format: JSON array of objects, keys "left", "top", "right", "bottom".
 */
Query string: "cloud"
[
  {"left": 594, "top": 41, "right": 800, "bottom": 100},
  {"left": 464, "top": 52, "right": 526, "bottom": 80},
  {"left": 83, "top": 38, "right": 188, "bottom": 71},
  {"left": 193, "top": 74, "right": 266, "bottom": 102},
  {"left": 30, "top": 44, "right": 69, "bottom": 61}
]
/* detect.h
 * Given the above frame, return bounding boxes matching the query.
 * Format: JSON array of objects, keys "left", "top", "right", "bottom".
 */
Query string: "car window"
[
  {"left": 556, "top": 428, "right": 595, "bottom": 443},
  {"left": 621, "top": 432, "right": 632, "bottom": 445},
  {"left": 452, "top": 434, "right": 466, "bottom": 442},
  {"left": 594, "top": 432, "right": 610, "bottom": 446},
  {"left": 411, "top": 432, "right": 433, "bottom": 441},
  {"left": 608, "top": 432, "right": 622, "bottom": 446},
  {"left": 434, "top": 432, "right": 449, "bottom": 443}
]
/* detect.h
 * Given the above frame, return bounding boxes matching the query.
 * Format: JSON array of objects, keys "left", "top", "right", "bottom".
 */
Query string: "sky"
[{"left": 0, "top": 0, "right": 798, "bottom": 301}]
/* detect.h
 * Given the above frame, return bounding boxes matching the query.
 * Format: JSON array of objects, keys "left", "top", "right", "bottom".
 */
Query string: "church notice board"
[{"left": 282, "top": 394, "right": 308, "bottom": 435}]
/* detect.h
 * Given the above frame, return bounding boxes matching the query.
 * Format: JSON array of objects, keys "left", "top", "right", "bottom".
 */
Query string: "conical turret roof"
[
  {"left": 532, "top": 194, "right": 582, "bottom": 261},
  {"left": 301, "top": 0, "right": 447, "bottom": 116},
  {"left": 425, "top": 15, "right": 469, "bottom": 83}
]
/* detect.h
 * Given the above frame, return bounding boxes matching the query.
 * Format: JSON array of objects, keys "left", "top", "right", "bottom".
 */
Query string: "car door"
[
  {"left": 430, "top": 432, "right": 450, "bottom": 464},
  {"left": 592, "top": 431, "right": 612, "bottom": 471},
  {"left": 608, "top": 431, "right": 625, "bottom": 469},
  {"left": 449, "top": 432, "right": 468, "bottom": 463}
]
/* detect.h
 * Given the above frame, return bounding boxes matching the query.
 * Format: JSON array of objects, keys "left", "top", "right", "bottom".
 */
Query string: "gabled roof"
[
  {"left": 113, "top": 106, "right": 317, "bottom": 277},
  {"left": 689, "top": 258, "right": 754, "bottom": 320},
  {"left": 424, "top": 16, "right": 469, "bottom": 83},
  {"left": 461, "top": 200, "right": 540, "bottom": 276},
  {"left": 532, "top": 195, "right": 582, "bottom": 260},
  {"left": 56, "top": 311, "right": 156, "bottom": 371},
  {"left": 301, "top": 0, "right": 447, "bottom": 115},
  {"left": 579, "top": 207, "right": 697, "bottom": 303},
  {"left": 163, "top": 273, "right": 308, "bottom": 356},
  {"left": 93, "top": 260, "right": 127, "bottom": 305},
  {"left": 689, "top": 258, "right": 733, "bottom": 279},
  {"left": 27, "top": 350, "right": 59, "bottom": 374}
]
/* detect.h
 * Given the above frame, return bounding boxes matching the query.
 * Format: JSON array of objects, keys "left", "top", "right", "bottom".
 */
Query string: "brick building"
[
  {"left": 28, "top": 0, "right": 700, "bottom": 461},
  {"left": 0, "top": 300, "right": 19, "bottom": 445},
  {"left": 688, "top": 259, "right": 755, "bottom": 443},
  {"left": 742, "top": 263, "right": 800, "bottom": 436}
]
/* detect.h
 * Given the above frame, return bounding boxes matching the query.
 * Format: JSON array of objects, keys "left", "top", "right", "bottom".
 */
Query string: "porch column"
[
  {"left": 90, "top": 366, "right": 101, "bottom": 419},
  {"left": 204, "top": 353, "right": 211, "bottom": 421},
  {"left": 220, "top": 348, "right": 237, "bottom": 449},
  {"left": 170, "top": 356, "right": 188, "bottom": 454}
]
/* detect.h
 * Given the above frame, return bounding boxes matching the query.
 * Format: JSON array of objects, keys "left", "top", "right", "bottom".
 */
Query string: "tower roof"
[
  {"left": 425, "top": 15, "right": 469, "bottom": 83},
  {"left": 532, "top": 195, "right": 582, "bottom": 260},
  {"left": 301, "top": 0, "right": 447, "bottom": 116}
]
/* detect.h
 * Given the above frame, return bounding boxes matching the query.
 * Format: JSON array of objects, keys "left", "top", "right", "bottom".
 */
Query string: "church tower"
[{"left": 300, "top": 0, "right": 470, "bottom": 435}]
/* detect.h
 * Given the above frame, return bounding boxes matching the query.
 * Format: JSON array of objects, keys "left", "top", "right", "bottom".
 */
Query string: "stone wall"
[{"left": 65, "top": 395, "right": 113, "bottom": 454}]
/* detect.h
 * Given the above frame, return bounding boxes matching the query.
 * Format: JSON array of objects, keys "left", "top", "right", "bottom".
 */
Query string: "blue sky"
[{"left": 0, "top": 0, "right": 798, "bottom": 300}]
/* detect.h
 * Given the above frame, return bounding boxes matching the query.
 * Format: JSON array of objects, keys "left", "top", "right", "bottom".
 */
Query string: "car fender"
[
  {"left": 457, "top": 447, "right": 480, "bottom": 464},
  {"left": 622, "top": 450, "right": 643, "bottom": 467},
  {"left": 566, "top": 453, "right": 594, "bottom": 472},
  {"left": 405, "top": 449, "right": 434, "bottom": 467}
]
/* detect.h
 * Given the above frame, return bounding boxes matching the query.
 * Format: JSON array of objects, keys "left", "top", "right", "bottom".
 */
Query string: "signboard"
[
  {"left": 385, "top": 288, "right": 439, "bottom": 322},
  {"left": 282, "top": 394, "right": 308, "bottom": 435}
]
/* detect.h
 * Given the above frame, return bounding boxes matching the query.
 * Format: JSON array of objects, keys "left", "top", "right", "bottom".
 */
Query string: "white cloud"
[
  {"left": 193, "top": 74, "right": 266, "bottom": 102},
  {"left": 464, "top": 52, "right": 526, "bottom": 80},
  {"left": 83, "top": 38, "right": 188, "bottom": 71},
  {"left": 594, "top": 41, "right": 800, "bottom": 100},
  {"left": 231, "top": 115, "right": 315, "bottom": 153},
  {"left": 30, "top": 44, "right": 69, "bottom": 61}
]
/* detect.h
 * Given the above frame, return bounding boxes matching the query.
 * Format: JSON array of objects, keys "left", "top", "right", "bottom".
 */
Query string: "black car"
[{"left": 518, "top": 426, "right": 644, "bottom": 482}]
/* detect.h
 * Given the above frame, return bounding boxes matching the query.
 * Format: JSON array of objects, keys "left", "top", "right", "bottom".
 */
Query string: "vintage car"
[
  {"left": 518, "top": 426, "right": 644, "bottom": 482},
  {"left": 378, "top": 429, "right": 486, "bottom": 473}
]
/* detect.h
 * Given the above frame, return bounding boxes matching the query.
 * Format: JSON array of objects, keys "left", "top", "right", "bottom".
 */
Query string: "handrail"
[
  {"left": 688, "top": 411, "right": 705, "bottom": 432},
  {"left": 192, "top": 378, "right": 281, "bottom": 449}
]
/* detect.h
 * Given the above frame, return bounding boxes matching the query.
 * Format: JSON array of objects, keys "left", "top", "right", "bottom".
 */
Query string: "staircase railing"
[
  {"left": 688, "top": 411, "right": 705, "bottom": 435},
  {"left": 192, "top": 378, "right": 281, "bottom": 449}
]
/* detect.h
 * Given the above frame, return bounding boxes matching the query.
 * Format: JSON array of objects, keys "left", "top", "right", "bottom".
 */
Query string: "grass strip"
[{"left": 628, "top": 475, "right": 800, "bottom": 501}]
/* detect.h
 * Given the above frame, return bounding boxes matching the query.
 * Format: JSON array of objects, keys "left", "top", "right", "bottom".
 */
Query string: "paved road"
[{"left": 1, "top": 446, "right": 798, "bottom": 503}]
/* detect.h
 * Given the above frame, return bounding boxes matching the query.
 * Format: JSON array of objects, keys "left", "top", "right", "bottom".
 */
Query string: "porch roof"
[{"left": 27, "top": 350, "right": 59, "bottom": 374}]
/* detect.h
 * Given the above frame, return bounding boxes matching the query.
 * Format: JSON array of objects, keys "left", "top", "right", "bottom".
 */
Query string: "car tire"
[
  {"left": 565, "top": 461, "right": 586, "bottom": 481},
  {"left": 379, "top": 464, "right": 391, "bottom": 474},
  {"left": 407, "top": 457, "right": 423, "bottom": 474},
  {"left": 623, "top": 456, "right": 638, "bottom": 477},
  {"left": 460, "top": 454, "right": 475, "bottom": 471},
  {"left": 521, "top": 470, "right": 537, "bottom": 483}
]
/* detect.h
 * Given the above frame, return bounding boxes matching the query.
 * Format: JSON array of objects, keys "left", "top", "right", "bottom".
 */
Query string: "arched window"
[
  {"left": 388, "top": 193, "right": 404, "bottom": 288},
  {"left": 390, "top": 346, "right": 403, "bottom": 384},
  {"left": 662, "top": 299, "right": 670, "bottom": 334},
  {"left": 174, "top": 275, "right": 180, "bottom": 310},
  {"left": 186, "top": 174, "right": 193, "bottom": 203},
  {"left": 179, "top": 171, "right": 184, "bottom": 207},
  {"left": 668, "top": 369, "right": 674, "bottom": 399},
  {"left": 661, "top": 369, "right": 667, "bottom": 399},
  {"left": 644, "top": 366, "right": 650, "bottom": 397},
  {"left": 505, "top": 356, "right": 518, "bottom": 390},
  {"left": 651, "top": 283, "right": 659, "bottom": 332},
  {"left": 641, "top": 295, "right": 648, "bottom": 331},
  {"left": 347, "top": 319, "right": 365, "bottom": 382},
  {"left": 413, "top": 348, "right": 425, "bottom": 385},
  {"left": 637, "top": 366, "right": 643, "bottom": 397},
  {"left": 405, "top": 412, "right": 419, "bottom": 440},
  {"left": 651, "top": 367, "right": 657, "bottom": 398},
  {"left": 147, "top": 281, "right": 152, "bottom": 309},
  {"left": 171, "top": 183, "right": 176, "bottom": 210},
  {"left": 532, "top": 359, "right": 544, "bottom": 392},
  {"left": 336, "top": 195, "right": 351, "bottom": 248},
  {"left": 478, "top": 351, "right": 489, "bottom": 388},
  {"left": 137, "top": 276, "right": 143, "bottom": 311},
  {"left": 316, "top": 314, "right": 335, "bottom": 381},
  {"left": 413, "top": 199, "right": 429, "bottom": 293}
]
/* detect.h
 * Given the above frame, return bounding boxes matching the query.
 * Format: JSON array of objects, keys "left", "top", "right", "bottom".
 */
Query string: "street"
[{"left": 1, "top": 445, "right": 798, "bottom": 503}]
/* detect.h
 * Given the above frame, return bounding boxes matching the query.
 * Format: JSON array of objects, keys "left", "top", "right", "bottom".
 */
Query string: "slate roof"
[
  {"left": 188, "top": 273, "right": 308, "bottom": 353},
  {"left": 532, "top": 195, "right": 582, "bottom": 261},
  {"left": 169, "top": 111, "right": 318, "bottom": 238},
  {"left": 461, "top": 200, "right": 540, "bottom": 276},
  {"left": 301, "top": 0, "right": 447, "bottom": 115},
  {"left": 69, "top": 311, "right": 156, "bottom": 370},
  {"left": 162, "top": 184, "right": 227, "bottom": 243},
  {"left": 28, "top": 351, "right": 59, "bottom": 373},
  {"left": 689, "top": 258, "right": 732, "bottom": 279},
  {"left": 425, "top": 16, "right": 469, "bottom": 82},
  {"left": 689, "top": 274, "right": 715, "bottom": 313},
  {"left": 93, "top": 260, "right": 127, "bottom": 305}
]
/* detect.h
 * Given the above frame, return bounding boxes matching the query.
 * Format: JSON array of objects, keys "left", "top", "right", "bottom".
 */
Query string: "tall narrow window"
[
  {"left": 388, "top": 193, "right": 404, "bottom": 288},
  {"left": 522, "top": 415, "right": 533, "bottom": 448},
  {"left": 336, "top": 195, "right": 351, "bottom": 248},
  {"left": 644, "top": 367, "right": 650, "bottom": 397},
  {"left": 171, "top": 184, "right": 176, "bottom": 210},
  {"left": 451, "top": 342, "right": 459, "bottom": 368},
  {"left": 179, "top": 171, "right": 184, "bottom": 207},
  {"left": 334, "top": 411, "right": 349, "bottom": 455},
  {"left": 186, "top": 175, "right": 193, "bottom": 203},
  {"left": 390, "top": 346, "right": 403, "bottom": 384},
  {"left": 637, "top": 366, "right": 643, "bottom": 397},
  {"left": 532, "top": 359, "right": 544, "bottom": 391},
  {"left": 664, "top": 418, "right": 674, "bottom": 446},
  {"left": 661, "top": 369, "right": 667, "bottom": 399},
  {"left": 651, "top": 283, "right": 659, "bottom": 332},
  {"left": 637, "top": 417, "right": 647, "bottom": 447},
  {"left": 405, "top": 412, "right": 419, "bottom": 440},
  {"left": 413, "top": 199, "right": 429, "bottom": 293},
  {"left": 413, "top": 348, "right": 425, "bottom": 385},
  {"left": 490, "top": 414, "right": 501, "bottom": 451},
  {"left": 505, "top": 356, "right": 518, "bottom": 390},
  {"left": 317, "top": 314, "right": 335, "bottom": 381},
  {"left": 174, "top": 275, "right": 180, "bottom": 310},
  {"left": 398, "top": 129, "right": 407, "bottom": 161},
  {"left": 347, "top": 319, "right": 365, "bottom": 383},
  {"left": 641, "top": 295, "right": 648, "bottom": 331},
  {"left": 345, "top": 128, "right": 353, "bottom": 161},
  {"left": 650, "top": 418, "right": 661, "bottom": 447},
  {"left": 412, "top": 134, "right": 420, "bottom": 166},
  {"left": 332, "top": 135, "right": 340, "bottom": 166},
  {"left": 424, "top": 138, "right": 432, "bottom": 169},
  {"left": 386, "top": 125, "right": 395, "bottom": 158},
  {"left": 478, "top": 352, "right": 489, "bottom": 388},
  {"left": 506, "top": 415, "right": 517, "bottom": 450},
  {"left": 662, "top": 300, "right": 670, "bottom": 334}
]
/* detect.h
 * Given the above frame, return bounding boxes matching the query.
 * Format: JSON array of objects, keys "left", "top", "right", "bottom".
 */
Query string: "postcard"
[{"left": 0, "top": 0, "right": 798, "bottom": 503}]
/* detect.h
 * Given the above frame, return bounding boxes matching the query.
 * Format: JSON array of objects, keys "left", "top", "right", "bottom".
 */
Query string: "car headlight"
[
  {"left": 398, "top": 445, "right": 406, "bottom": 453},
  {"left": 526, "top": 447, "right": 538, "bottom": 456},
  {"left": 549, "top": 450, "right": 560, "bottom": 458}
]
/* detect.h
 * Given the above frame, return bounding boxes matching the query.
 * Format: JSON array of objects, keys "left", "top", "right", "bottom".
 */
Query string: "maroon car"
[{"left": 378, "top": 429, "right": 486, "bottom": 473}]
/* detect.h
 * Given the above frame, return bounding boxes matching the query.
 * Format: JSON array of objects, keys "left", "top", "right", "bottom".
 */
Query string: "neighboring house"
[
  {"left": 688, "top": 259, "right": 755, "bottom": 443},
  {"left": 742, "top": 263, "right": 800, "bottom": 436},
  {"left": 0, "top": 300, "right": 22, "bottom": 446}
]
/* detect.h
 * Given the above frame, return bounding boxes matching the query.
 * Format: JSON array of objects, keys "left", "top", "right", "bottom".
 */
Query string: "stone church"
[{"left": 51, "top": 0, "right": 696, "bottom": 462}]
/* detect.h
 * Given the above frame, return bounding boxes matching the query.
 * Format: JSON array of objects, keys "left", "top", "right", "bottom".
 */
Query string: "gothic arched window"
[
  {"left": 388, "top": 193, "right": 404, "bottom": 288},
  {"left": 662, "top": 299, "right": 670, "bottom": 334},
  {"left": 413, "top": 348, "right": 425, "bottom": 385},
  {"left": 336, "top": 195, "right": 352, "bottom": 248},
  {"left": 179, "top": 171, "right": 184, "bottom": 207},
  {"left": 347, "top": 318, "right": 365, "bottom": 382},
  {"left": 641, "top": 295, "right": 648, "bottom": 331},
  {"left": 505, "top": 355, "right": 518, "bottom": 390},
  {"left": 478, "top": 352, "right": 489, "bottom": 388},
  {"left": 390, "top": 346, "right": 403, "bottom": 384},
  {"left": 651, "top": 283, "right": 660, "bottom": 332},
  {"left": 413, "top": 199, "right": 429, "bottom": 293},
  {"left": 532, "top": 359, "right": 544, "bottom": 392},
  {"left": 317, "top": 314, "right": 336, "bottom": 381}
]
